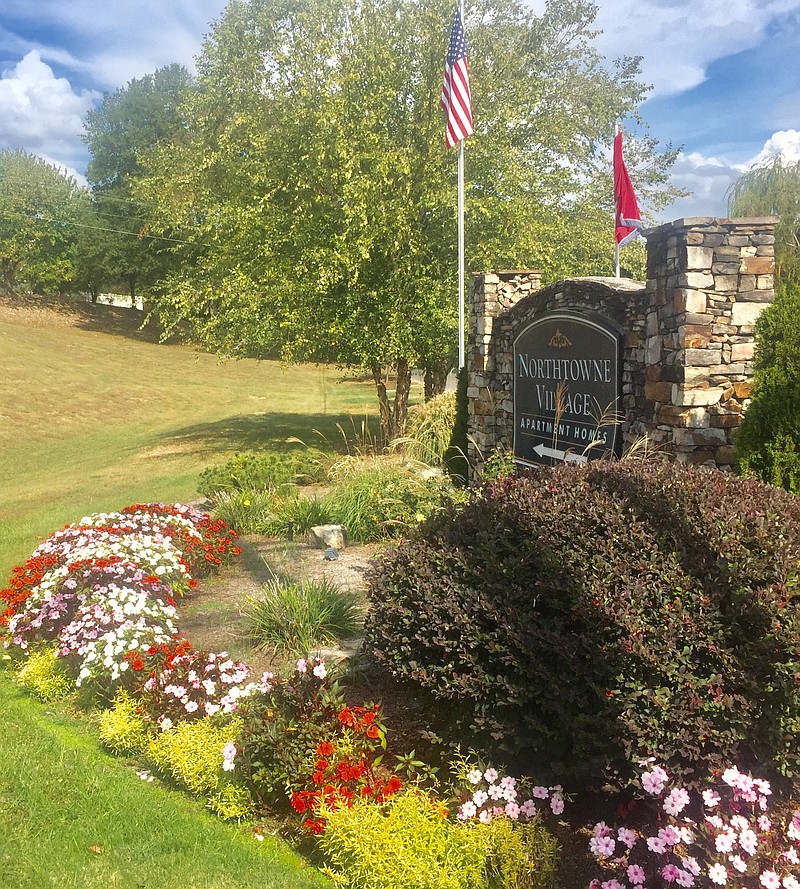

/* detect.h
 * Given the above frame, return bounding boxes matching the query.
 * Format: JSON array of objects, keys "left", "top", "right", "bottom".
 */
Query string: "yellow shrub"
[
  {"left": 98, "top": 690, "right": 149, "bottom": 754},
  {"left": 319, "top": 790, "right": 558, "bottom": 889},
  {"left": 15, "top": 648, "right": 73, "bottom": 701},
  {"left": 148, "top": 716, "right": 243, "bottom": 797}
]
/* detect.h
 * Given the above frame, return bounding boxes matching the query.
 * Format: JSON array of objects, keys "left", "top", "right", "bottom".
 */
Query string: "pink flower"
[
  {"left": 662, "top": 864, "right": 680, "bottom": 883},
  {"left": 757, "top": 816, "right": 772, "bottom": 832},
  {"left": 739, "top": 828, "right": 758, "bottom": 856},
  {"left": 505, "top": 802, "right": 520, "bottom": 820},
  {"left": 601, "top": 881, "right": 625, "bottom": 889},
  {"left": 484, "top": 768, "right": 498, "bottom": 783},
  {"left": 531, "top": 785, "right": 549, "bottom": 799},
  {"left": 642, "top": 770, "right": 666, "bottom": 795},
  {"left": 660, "top": 825, "right": 681, "bottom": 846},
  {"left": 715, "top": 830, "right": 736, "bottom": 853},
  {"left": 296, "top": 658, "right": 307, "bottom": 673},
  {"left": 590, "top": 835, "right": 616, "bottom": 857},
  {"left": 627, "top": 864, "right": 646, "bottom": 885},
  {"left": 664, "top": 787, "right": 691, "bottom": 816},
  {"left": 593, "top": 822, "right": 612, "bottom": 838},
  {"left": 647, "top": 836, "right": 667, "bottom": 854},
  {"left": 550, "top": 793, "right": 565, "bottom": 815},
  {"left": 487, "top": 784, "right": 503, "bottom": 801},
  {"left": 478, "top": 809, "right": 492, "bottom": 823},
  {"left": 729, "top": 856, "right": 747, "bottom": 873},
  {"left": 682, "top": 857, "right": 701, "bottom": 877},
  {"left": 472, "top": 790, "right": 488, "bottom": 807},
  {"left": 703, "top": 789, "right": 721, "bottom": 808},
  {"left": 521, "top": 799, "right": 537, "bottom": 818},
  {"left": 760, "top": 872, "right": 781, "bottom": 889},
  {"left": 708, "top": 863, "right": 727, "bottom": 885},
  {"left": 221, "top": 739, "right": 237, "bottom": 772},
  {"left": 457, "top": 801, "right": 476, "bottom": 820},
  {"left": 675, "top": 870, "right": 695, "bottom": 887},
  {"left": 618, "top": 827, "right": 637, "bottom": 849}
]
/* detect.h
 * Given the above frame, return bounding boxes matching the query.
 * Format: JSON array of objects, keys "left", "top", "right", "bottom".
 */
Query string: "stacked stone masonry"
[{"left": 467, "top": 217, "right": 777, "bottom": 479}]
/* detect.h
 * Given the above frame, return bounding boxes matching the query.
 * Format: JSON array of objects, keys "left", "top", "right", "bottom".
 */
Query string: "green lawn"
[
  {"left": 0, "top": 303, "right": 378, "bottom": 575},
  {"left": 0, "top": 670, "right": 330, "bottom": 889}
]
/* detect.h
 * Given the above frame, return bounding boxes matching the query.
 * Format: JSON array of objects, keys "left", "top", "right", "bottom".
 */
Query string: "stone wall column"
[
  {"left": 642, "top": 216, "right": 777, "bottom": 468},
  {"left": 467, "top": 271, "right": 541, "bottom": 479}
]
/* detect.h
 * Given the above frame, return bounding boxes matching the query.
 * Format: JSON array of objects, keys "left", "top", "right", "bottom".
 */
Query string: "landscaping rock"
[{"left": 308, "top": 524, "right": 347, "bottom": 549}]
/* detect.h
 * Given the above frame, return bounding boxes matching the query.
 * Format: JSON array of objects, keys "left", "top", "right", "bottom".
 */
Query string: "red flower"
[
  {"left": 316, "top": 740, "right": 335, "bottom": 757},
  {"left": 365, "top": 724, "right": 380, "bottom": 739},
  {"left": 337, "top": 707, "right": 357, "bottom": 728}
]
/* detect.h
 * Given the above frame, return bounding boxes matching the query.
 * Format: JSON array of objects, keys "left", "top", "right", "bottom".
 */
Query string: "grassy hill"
[{"left": 0, "top": 295, "right": 378, "bottom": 576}]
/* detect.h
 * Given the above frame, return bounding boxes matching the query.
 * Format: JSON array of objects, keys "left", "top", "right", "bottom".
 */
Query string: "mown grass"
[
  {"left": 0, "top": 669, "right": 330, "bottom": 889},
  {"left": 0, "top": 301, "right": 377, "bottom": 575}
]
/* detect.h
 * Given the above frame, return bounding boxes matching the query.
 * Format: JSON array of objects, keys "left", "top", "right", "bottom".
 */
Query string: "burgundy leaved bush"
[{"left": 362, "top": 461, "right": 800, "bottom": 791}]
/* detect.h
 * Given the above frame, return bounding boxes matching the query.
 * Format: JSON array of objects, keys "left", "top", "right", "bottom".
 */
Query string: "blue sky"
[{"left": 1, "top": 0, "right": 799, "bottom": 223}]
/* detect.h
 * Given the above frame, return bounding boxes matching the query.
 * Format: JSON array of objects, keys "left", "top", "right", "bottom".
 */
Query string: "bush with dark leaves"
[{"left": 363, "top": 461, "right": 800, "bottom": 791}]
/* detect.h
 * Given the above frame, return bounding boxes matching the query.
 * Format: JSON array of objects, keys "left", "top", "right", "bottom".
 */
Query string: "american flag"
[{"left": 441, "top": 7, "right": 473, "bottom": 150}]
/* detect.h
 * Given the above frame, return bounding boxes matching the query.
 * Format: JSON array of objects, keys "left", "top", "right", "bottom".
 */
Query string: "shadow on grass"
[{"left": 155, "top": 411, "right": 381, "bottom": 457}]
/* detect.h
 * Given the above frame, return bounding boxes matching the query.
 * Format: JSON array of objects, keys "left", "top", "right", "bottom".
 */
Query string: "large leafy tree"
[
  {"left": 135, "top": 0, "right": 679, "bottom": 439},
  {"left": 727, "top": 156, "right": 800, "bottom": 288},
  {"left": 81, "top": 64, "right": 196, "bottom": 299},
  {"left": 728, "top": 158, "right": 800, "bottom": 488},
  {"left": 0, "top": 149, "right": 86, "bottom": 295}
]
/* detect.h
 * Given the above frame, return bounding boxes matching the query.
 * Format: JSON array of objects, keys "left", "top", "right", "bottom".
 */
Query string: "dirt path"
[{"left": 178, "top": 534, "right": 387, "bottom": 674}]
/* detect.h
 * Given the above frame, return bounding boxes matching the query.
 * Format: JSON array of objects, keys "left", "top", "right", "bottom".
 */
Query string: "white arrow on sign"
[{"left": 532, "top": 443, "right": 588, "bottom": 464}]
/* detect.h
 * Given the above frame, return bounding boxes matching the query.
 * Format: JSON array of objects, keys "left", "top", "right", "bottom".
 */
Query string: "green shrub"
[
  {"left": 363, "top": 461, "right": 800, "bottom": 790},
  {"left": 401, "top": 393, "right": 457, "bottom": 466},
  {"left": 211, "top": 487, "right": 276, "bottom": 534},
  {"left": 256, "top": 490, "right": 330, "bottom": 538},
  {"left": 98, "top": 689, "right": 149, "bottom": 754},
  {"left": 242, "top": 577, "right": 364, "bottom": 655},
  {"left": 317, "top": 789, "right": 557, "bottom": 889},
  {"left": 482, "top": 448, "right": 516, "bottom": 481},
  {"left": 238, "top": 658, "right": 388, "bottom": 813},
  {"left": 15, "top": 648, "right": 73, "bottom": 701},
  {"left": 199, "top": 449, "right": 329, "bottom": 498},
  {"left": 737, "top": 284, "right": 800, "bottom": 492},
  {"left": 444, "top": 366, "right": 469, "bottom": 483},
  {"left": 325, "top": 460, "right": 460, "bottom": 542}
]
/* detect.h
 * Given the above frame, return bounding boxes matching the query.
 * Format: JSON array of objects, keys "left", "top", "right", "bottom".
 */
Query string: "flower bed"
[{"left": 2, "top": 502, "right": 799, "bottom": 889}]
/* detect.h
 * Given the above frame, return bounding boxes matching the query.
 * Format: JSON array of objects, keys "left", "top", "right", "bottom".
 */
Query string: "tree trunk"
[
  {"left": 423, "top": 361, "right": 451, "bottom": 400},
  {"left": 371, "top": 364, "right": 393, "bottom": 445},
  {"left": 371, "top": 359, "right": 412, "bottom": 443},
  {"left": 393, "top": 358, "right": 411, "bottom": 436}
]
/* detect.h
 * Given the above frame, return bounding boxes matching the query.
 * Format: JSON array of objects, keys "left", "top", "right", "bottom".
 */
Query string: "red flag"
[
  {"left": 613, "top": 131, "right": 643, "bottom": 246},
  {"left": 441, "top": 8, "right": 473, "bottom": 149}
]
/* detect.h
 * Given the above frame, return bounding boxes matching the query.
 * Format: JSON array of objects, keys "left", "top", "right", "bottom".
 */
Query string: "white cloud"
[
  {"left": 750, "top": 129, "right": 800, "bottom": 166},
  {"left": 591, "top": 0, "right": 800, "bottom": 98},
  {"left": 658, "top": 130, "right": 800, "bottom": 222},
  {"left": 0, "top": 50, "right": 99, "bottom": 172}
]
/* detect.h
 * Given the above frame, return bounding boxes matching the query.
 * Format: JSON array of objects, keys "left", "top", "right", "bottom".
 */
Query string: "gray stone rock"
[{"left": 309, "top": 525, "right": 347, "bottom": 549}]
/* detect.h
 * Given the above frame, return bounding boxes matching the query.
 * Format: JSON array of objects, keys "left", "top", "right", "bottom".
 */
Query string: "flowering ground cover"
[{"left": 3, "top": 499, "right": 800, "bottom": 889}]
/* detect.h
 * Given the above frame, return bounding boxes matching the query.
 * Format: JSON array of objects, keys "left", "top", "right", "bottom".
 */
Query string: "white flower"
[
  {"left": 708, "top": 863, "right": 728, "bottom": 885},
  {"left": 313, "top": 662, "right": 327, "bottom": 680}
]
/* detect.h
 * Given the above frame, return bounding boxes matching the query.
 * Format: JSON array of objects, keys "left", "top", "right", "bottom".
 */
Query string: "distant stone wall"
[{"left": 467, "top": 216, "right": 777, "bottom": 479}]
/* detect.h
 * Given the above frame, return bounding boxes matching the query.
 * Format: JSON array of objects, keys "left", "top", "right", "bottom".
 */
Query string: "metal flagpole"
[
  {"left": 614, "top": 120, "right": 621, "bottom": 279},
  {"left": 457, "top": 0, "right": 466, "bottom": 370},
  {"left": 458, "top": 138, "right": 465, "bottom": 369}
]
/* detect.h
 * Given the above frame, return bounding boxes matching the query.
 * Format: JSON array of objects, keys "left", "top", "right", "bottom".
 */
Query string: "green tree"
[
  {"left": 82, "top": 64, "right": 195, "bottom": 300},
  {"left": 736, "top": 284, "right": 800, "bottom": 492},
  {"left": 727, "top": 155, "right": 800, "bottom": 287},
  {"left": 136, "top": 0, "right": 680, "bottom": 439},
  {"left": 0, "top": 149, "right": 85, "bottom": 294}
]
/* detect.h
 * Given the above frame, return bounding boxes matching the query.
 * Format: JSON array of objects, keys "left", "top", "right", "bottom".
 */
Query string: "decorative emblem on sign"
[{"left": 548, "top": 328, "right": 572, "bottom": 349}]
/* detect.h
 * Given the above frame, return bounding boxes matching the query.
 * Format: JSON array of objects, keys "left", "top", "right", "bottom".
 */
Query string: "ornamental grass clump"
[
  {"left": 242, "top": 577, "right": 364, "bottom": 655},
  {"left": 363, "top": 461, "right": 800, "bottom": 791}
]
